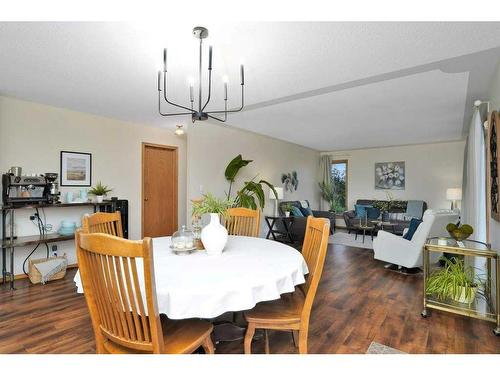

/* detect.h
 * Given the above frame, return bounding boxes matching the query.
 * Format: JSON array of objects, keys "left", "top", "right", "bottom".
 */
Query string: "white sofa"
[{"left": 373, "top": 209, "right": 460, "bottom": 269}]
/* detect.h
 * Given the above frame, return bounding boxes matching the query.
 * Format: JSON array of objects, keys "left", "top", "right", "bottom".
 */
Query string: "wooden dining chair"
[
  {"left": 76, "top": 230, "right": 214, "bottom": 354},
  {"left": 243, "top": 216, "right": 330, "bottom": 354},
  {"left": 224, "top": 207, "right": 261, "bottom": 237},
  {"left": 82, "top": 212, "right": 123, "bottom": 237}
]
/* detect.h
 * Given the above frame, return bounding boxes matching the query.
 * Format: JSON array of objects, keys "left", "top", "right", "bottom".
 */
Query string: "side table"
[{"left": 264, "top": 216, "right": 295, "bottom": 244}]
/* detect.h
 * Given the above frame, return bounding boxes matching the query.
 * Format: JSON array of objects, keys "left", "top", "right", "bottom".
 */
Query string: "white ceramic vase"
[
  {"left": 96, "top": 195, "right": 104, "bottom": 203},
  {"left": 201, "top": 213, "right": 228, "bottom": 256}
]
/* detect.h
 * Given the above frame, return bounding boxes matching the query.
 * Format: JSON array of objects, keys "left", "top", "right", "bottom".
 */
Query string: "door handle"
[{"left": 144, "top": 198, "right": 149, "bottom": 201}]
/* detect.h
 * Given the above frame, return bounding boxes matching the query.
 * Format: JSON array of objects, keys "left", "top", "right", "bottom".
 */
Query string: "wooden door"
[{"left": 142, "top": 143, "right": 178, "bottom": 237}]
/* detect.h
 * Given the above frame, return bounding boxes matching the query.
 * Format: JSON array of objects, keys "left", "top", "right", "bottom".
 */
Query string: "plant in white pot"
[
  {"left": 192, "top": 193, "right": 233, "bottom": 256},
  {"left": 88, "top": 182, "right": 112, "bottom": 203},
  {"left": 426, "top": 257, "right": 483, "bottom": 305},
  {"left": 282, "top": 203, "right": 293, "bottom": 217}
]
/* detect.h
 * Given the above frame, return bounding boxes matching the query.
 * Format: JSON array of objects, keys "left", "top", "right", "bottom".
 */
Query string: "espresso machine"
[
  {"left": 43, "top": 173, "right": 60, "bottom": 204},
  {"left": 2, "top": 173, "right": 48, "bottom": 206}
]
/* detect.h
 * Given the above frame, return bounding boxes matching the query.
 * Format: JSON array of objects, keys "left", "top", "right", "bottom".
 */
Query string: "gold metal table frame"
[{"left": 422, "top": 237, "right": 500, "bottom": 336}]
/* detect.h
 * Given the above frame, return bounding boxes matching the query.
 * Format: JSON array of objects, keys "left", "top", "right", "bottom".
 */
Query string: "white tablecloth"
[{"left": 74, "top": 236, "right": 308, "bottom": 319}]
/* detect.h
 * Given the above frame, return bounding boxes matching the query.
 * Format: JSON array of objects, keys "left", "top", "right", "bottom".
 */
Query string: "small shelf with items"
[{"left": 422, "top": 237, "right": 499, "bottom": 336}]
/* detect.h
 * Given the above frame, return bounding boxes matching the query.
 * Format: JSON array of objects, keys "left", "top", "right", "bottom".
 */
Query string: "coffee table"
[{"left": 354, "top": 223, "right": 375, "bottom": 243}]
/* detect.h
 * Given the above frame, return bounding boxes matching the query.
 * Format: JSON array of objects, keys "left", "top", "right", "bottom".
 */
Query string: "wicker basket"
[{"left": 28, "top": 255, "right": 67, "bottom": 284}]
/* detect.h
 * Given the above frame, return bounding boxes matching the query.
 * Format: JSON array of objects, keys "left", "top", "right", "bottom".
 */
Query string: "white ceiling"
[{"left": 1, "top": 22, "right": 500, "bottom": 150}]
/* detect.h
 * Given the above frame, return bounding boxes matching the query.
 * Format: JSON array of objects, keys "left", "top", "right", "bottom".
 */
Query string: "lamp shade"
[
  {"left": 269, "top": 187, "right": 284, "bottom": 200},
  {"left": 446, "top": 188, "right": 462, "bottom": 201}
]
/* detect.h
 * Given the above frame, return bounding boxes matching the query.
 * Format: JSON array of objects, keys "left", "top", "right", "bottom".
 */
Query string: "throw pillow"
[
  {"left": 366, "top": 207, "right": 381, "bottom": 219},
  {"left": 290, "top": 206, "right": 304, "bottom": 217},
  {"left": 299, "top": 206, "right": 313, "bottom": 216},
  {"left": 354, "top": 204, "right": 372, "bottom": 218},
  {"left": 403, "top": 218, "right": 423, "bottom": 240}
]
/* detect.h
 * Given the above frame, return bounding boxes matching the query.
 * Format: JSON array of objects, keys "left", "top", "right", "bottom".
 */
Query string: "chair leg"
[
  {"left": 244, "top": 323, "right": 256, "bottom": 354},
  {"left": 291, "top": 330, "right": 299, "bottom": 348},
  {"left": 298, "top": 329, "right": 308, "bottom": 354},
  {"left": 201, "top": 335, "right": 215, "bottom": 354},
  {"left": 264, "top": 329, "right": 270, "bottom": 354}
]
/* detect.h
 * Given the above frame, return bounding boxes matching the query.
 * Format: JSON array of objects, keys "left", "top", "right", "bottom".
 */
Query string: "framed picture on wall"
[
  {"left": 488, "top": 111, "right": 500, "bottom": 222},
  {"left": 60, "top": 151, "right": 92, "bottom": 187},
  {"left": 375, "top": 161, "right": 405, "bottom": 190}
]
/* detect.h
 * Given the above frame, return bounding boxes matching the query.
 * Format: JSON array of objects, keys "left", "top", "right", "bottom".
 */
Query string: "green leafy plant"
[
  {"left": 224, "top": 154, "right": 277, "bottom": 210},
  {"left": 88, "top": 181, "right": 112, "bottom": 196},
  {"left": 318, "top": 181, "right": 335, "bottom": 212},
  {"left": 426, "top": 257, "right": 483, "bottom": 304},
  {"left": 192, "top": 193, "right": 234, "bottom": 219},
  {"left": 282, "top": 202, "right": 293, "bottom": 213},
  {"left": 372, "top": 191, "right": 405, "bottom": 212}
]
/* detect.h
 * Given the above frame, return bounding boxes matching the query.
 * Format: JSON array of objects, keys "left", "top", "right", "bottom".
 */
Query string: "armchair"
[{"left": 373, "top": 209, "right": 459, "bottom": 269}]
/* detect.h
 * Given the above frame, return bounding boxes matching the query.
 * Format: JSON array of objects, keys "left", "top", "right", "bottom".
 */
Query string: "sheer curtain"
[
  {"left": 319, "top": 155, "right": 332, "bottom": 210},
  {"left": 461, "top": 108, "right": 487, "bottom": 244}
]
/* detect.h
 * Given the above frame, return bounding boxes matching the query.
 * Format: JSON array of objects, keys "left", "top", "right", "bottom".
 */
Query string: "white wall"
[
  {"left": 0, "top": 96, "right": 187, "bottom": 275},
  {"left": 323, "top": 141, "right": 465, "bottom": 211},
  {"left": 187, "top": 121, "right": 320, "bottom": 235}
]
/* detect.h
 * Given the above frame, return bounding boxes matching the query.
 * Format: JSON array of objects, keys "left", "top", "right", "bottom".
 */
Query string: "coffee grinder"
[{"left": 44, "top": 173, "right": 61, "bottom": 204}]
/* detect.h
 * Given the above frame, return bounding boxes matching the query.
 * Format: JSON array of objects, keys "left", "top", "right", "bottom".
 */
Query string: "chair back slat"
[
  {"left": 82, "top": 212, "right": 124, "bottom": 238},
  {"left": 76, "top": 231, "right": 163, "bottom": 353},
  {"left": 300, "top": 216, "right": 330, "bottom": 318},
  {"left": 224, "top": 208, "right": 260, "bottom": 237}
]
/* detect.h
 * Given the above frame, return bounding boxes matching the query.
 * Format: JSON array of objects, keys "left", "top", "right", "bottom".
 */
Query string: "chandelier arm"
[
  {"left": 207, "top": 114, "right": 227, "bottom": 123},
  {"left": 206, "top": 85, "right": 244, "bottom": 114},
  {"left": 158, "top": 92, "right": 193, "bottom": 116},
  {"left": 163, "top": 71, "right": 195, "bottom": 113},
  {"left": 201, "top": 69, "right": 212, "bottom": 111}
]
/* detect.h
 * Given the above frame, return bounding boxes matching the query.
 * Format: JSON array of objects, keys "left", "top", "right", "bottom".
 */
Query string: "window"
[{"left": 330, "top": 160, "right": 348, "bottom": 213}]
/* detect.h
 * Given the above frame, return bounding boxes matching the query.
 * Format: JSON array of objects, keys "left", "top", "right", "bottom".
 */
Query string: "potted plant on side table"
[
  {"left": 192, "top": 193, "right": 234, "bottom": 256},
  {"left": 425, "top": 257, "right": 483, "bottom": 305},
  {"left": 88, "top": 181, "right": 112, "bottom": 203},
  {"left": 282, "top": 203, "right": 293, "bottom": 217}
]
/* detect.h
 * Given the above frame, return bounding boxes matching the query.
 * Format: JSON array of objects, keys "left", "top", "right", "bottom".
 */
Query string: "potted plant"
[
  {"left": 192, "top": 193, "right": 234, "bottom": 256},
  {"left": 282, "top": 202, "right": 293, "bottom": 217},
  {"left": 425, "top": 257, "right": 483, "bottom": 304},
  {"left": 224, "top": 154, "right": 277, "bottom": 209},
  {"left": 88, "top": 182, "right": 112, "bottom": 203},
  {"left": 318, "top": 181, "right": 336, "bottom": 212}
]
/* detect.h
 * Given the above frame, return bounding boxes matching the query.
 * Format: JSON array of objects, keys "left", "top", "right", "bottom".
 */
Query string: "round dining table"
[{"left": 74, "top": 235, "right": 308, "bottom": 320}]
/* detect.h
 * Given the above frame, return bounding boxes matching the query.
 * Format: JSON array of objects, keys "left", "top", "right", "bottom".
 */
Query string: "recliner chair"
[{"left": 373, "top": 209, "right": 459, "bottom": 269}]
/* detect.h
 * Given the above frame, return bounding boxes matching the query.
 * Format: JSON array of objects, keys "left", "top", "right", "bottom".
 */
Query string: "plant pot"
[
  {"left": 201, "top": 213, "right": 228, "bottom": 256},
  {"left": 285, "top": 211, "right": 290, "bottom": 217},
  {"left": 95, "top": 195, "right": 104, "bottom": 203},
  {"left": 451, "top": 286, "right": 477, "bottom": 304}
]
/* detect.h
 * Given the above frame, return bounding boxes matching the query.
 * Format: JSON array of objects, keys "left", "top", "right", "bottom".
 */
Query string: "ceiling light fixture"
[
  {"left": 157, "top": 26, "right": 245, "bottom": 123},
  {"left": 174, "top": 124, "right": 185, "bottom": 136}
]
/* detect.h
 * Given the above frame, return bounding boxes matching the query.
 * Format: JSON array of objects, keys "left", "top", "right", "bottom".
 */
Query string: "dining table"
[{"left": 74, "top": 235, "right": 308, "bottom": 341}]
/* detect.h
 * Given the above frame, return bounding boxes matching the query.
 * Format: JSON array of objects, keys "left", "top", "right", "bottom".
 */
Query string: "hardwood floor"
[{"left": 0, "top": 244, "right": 498, "bottom": 354}]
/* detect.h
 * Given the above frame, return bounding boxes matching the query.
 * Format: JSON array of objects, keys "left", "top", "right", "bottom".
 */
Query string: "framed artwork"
[
  {"left": 375, "top": 161, "right": 405, "bottom": 190},
  {"left": 60, "top": 151, "right": 92, "bottom": 187},
  {"left": 488, "top": 111, "right": 500, "bottom": 222}
]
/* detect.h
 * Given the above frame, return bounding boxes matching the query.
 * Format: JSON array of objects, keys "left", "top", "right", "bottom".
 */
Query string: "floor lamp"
[{"left": 269, "top": 187, "right": 284, "bottom": 216}]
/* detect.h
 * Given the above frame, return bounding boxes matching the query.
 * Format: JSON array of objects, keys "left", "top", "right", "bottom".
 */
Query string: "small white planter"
[
  {"left": 452, "top": 286, "right": 477, "bottom": 304},
  {"left": 201, "top": 213, "right": 228, "bottom": 256},
  {"left": 285, "top": 211, "right": 290, "bottom": 217},
  {"left": 95, "top": 195, "right": 104, "bottom": 203}
]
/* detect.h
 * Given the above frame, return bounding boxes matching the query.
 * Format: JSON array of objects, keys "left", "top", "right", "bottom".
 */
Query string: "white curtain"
[
  {"left": 319, "top": 155, "right": 332, "bottom": 210},
  {"left": 461, "top": 108, "right": 487, "bottom": 244},
  {"left": 461, "top": 109, "right": 487, "bottom": 273}
]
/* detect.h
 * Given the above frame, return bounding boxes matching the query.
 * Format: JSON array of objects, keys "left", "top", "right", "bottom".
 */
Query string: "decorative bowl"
[{"left": 446, "top": 223, "right": 473, "bottom": 241}]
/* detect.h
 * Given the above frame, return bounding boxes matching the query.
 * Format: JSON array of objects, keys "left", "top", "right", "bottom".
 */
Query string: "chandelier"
[{"left": 157, "top": 26, "right": 245, "bottom": 123}]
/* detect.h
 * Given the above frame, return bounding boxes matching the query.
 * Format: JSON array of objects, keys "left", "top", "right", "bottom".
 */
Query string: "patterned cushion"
[
  {"left": 300, "top": 206, "right": 313, "bottom": 216},
  {"left": 290, "top": 206, "right": 304, "bottom": 217}
]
